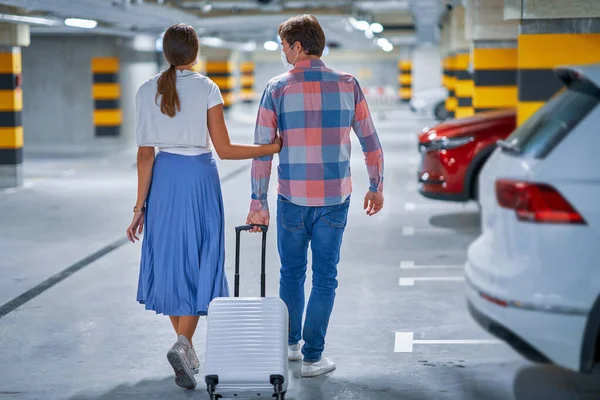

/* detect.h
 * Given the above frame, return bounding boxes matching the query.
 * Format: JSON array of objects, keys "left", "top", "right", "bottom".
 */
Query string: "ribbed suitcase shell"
[{"left": 205, "top": 296, "right": 289, "bottom": 397}]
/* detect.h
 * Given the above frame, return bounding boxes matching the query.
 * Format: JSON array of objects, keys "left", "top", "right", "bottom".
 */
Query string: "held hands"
[
  {"left": 246, "top": 210, "right": 270, "bottom": 232},
  {"left": 364, "top": 191, "right": 384, "bottom": 216},
  {"left": 273, "top": 135, "right": 282, "bottom": 153},
  {"left": 126, "top": 212, "right": 145, "bottom": 243}
]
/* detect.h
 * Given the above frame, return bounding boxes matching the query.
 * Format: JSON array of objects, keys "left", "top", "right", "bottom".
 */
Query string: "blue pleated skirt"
[{"left": 137, "top": 151, "right": 229, "bottom": 316}]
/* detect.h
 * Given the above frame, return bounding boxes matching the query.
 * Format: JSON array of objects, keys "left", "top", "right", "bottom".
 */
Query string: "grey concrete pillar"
[
  {"left": 398, "top": 47, "right": 412, "bottom": 102},
  {"left": 412, "top": 45, "right": 442, "bottom": 95},
  {"left": 504, "top": 1, "right": 600, "bottom": 125},
  {"left": 202, "top": 47, "right": 237, "bottom": 110},
  {"left": 466, "top": 0, "right": 518, "bottom": 113},
  {"left": 239, "top": 52, "right": 256, "bottom": 103},
  {"left": 120, "top": 36, "right": 160, "bottom": 148},
  {"left": 0, "top": 23, "right": 29, "bottom": 189}
]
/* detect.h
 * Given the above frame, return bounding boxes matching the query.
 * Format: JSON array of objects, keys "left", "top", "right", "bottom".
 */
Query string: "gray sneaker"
[
  {"left": 188, "top": 345, "right": 200, "bottom": 374},
  {"left": 167, "top": 335, "right": 197, "bottom": 389}
]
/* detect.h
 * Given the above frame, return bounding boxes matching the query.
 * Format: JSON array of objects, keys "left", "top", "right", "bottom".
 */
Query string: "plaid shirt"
[{"left": 250, "top": 59, "right": 383, "bottom": 211}]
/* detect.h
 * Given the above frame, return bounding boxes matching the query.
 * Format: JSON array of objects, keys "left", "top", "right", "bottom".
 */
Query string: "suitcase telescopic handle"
[{"left": 234, "top": 224, "right": 268, "bottom": 298}]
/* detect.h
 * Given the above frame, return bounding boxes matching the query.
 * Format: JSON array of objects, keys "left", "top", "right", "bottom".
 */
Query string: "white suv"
[{"left": 466, "top": 64, "right": 600, "bottom": 373}]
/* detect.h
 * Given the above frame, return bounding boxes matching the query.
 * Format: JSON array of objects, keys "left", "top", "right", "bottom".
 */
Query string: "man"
[{"left": 246, "top": 14, "right": 384, "bottom": 378}]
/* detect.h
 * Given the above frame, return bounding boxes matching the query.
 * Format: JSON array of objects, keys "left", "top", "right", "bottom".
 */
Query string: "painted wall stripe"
[
  {"left": 93, "top": 109, "right": 123, "bottom": 126},
  {"left": 0, "top": 52, "right": 21, "bottom": 74},
  {"left": 473, "top": 70, "right": 517, "bottom": 86},
  {"left": 95, "top": 126, "right": 120, "bottom": 137},
  {"left": 0, "top": 89, "right": 22, "bottom": 111},
  {"left": 519, "top": 33, "right": 600, "bottom": 69},
  {"left": 0, "top": 148, "right": 22, "bottom": 165},
  {"left": 94, "top": 99, "right": 120, "bottom": 110},
  {"left": 473, "top": 87, "right": 518, "bottom": 109},
  {"left": 457, "top": 98, "right": 473, "bottom": 107},
  {"left": 518, "top": 69, "right": 564, "bottom": 102},
  {"left": 0, "top": 111, "right": 21, "bottom": 127},
  {"left": 93, "top": 73, "right": 118, "bottom": 84},
  {"left": 0, "top": 74, "right": 19, "bottom": 90},
  {"left": 91, "top": 57, "right": 119, "bottom": 73},
  {"left": 0, "top": 126, "right": 23, "bottom": 148}
]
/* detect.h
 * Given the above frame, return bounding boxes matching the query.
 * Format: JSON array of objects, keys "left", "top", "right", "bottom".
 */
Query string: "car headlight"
[{"left": 422, "top": 136, "right": 474, "bottom": 151}]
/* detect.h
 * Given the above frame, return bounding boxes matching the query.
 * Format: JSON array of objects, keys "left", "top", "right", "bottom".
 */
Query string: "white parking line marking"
[
  {"left": 400, "top": 261, "right": 464, "bottom": 270},
  {"left": 404, "top": 203, "right": 416, "bottom": 211},
  {"left": 402, "top": 227, "right": 415, "bottom": 236},
  {"left": 394, "top": 332, "right": 501, "bottom": 352},
  {"left": 399, "top": 277, "right": 464, "bottom": 286},
  {"left": 394, "top": 332, "right": 415, "bottom": 352}
]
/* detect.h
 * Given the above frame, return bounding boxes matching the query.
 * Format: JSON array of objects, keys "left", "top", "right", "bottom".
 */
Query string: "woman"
[{"left": 126, "top": 23, "right": 280, "bottom": 390}]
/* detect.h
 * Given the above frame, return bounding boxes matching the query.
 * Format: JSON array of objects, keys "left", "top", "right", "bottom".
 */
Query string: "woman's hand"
[{"left": 126, "top": 212, "right": 145, "bottom": 243}]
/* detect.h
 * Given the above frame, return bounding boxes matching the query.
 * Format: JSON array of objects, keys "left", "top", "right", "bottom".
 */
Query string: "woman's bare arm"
[
  {"left": 207, "top": 104, "right": 280, "bottom": 160},
  {"left": 135, "top": 146, "right": 155, "bottom": 208}
]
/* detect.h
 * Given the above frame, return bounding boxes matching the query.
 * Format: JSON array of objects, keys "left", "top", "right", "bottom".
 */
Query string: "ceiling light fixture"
[
  {"left": 0, "top": 14, "right": 59, "bottom": 26},
  {"left": 377, "top": 38, "right": 389, "bottom": 47},
  {"left": 370, "top": 23, "right": 384, "bottom": 33},
  {"left": 64, "top": 18, "right": 98, "bottom": 29},
  {"left": 202, "top": 3, "right": 213, "bottom": 12},
  {"left": 263, "top": 40, "right": 279, "bottom": 51},
  {"left": 356, "top": 20, "right": 370, "bottom": 31}
]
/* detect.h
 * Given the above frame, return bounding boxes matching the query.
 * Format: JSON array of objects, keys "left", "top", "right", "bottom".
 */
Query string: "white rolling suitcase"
[{"left": 204, "top": 224, "right": 289, "bottom": 400}]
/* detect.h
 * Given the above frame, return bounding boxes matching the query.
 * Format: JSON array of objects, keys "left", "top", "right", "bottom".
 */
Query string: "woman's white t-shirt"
[{"left": 135, "top": 69, "right": 224, "bottom": 155}]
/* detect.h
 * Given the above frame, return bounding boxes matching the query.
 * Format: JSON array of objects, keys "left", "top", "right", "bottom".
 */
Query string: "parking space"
[{"left": 1, "top": 107, "right": 598, "bottom": 399}]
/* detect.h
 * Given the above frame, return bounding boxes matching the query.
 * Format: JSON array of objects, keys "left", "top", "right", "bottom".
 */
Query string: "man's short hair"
[{"left": 278, "top": 14, "right": 326, "bottom": 57}]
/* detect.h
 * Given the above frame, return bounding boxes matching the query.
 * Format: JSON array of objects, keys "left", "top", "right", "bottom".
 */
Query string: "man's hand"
[
  {"left": 364, "top": 191, "right": 384, "bottom": 216},
  {"left": 246, "top": 209, "right": 270, "bottom": 232}
]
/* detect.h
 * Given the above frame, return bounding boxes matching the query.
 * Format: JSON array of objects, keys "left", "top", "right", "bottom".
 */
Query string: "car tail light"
[{"left": 495, "top": 179, "right": 586, "bottom": 224}]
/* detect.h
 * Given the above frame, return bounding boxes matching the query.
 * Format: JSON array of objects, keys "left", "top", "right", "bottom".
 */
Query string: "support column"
[
  {"left": 92, "top": 57, "right": 122, "bottom": 137},
  {"left": 240, "top": 57, "right": 255, "bottom": 103},
  {"left": 203, "top": 48, "right": 236, "bottom": 110},
  {"left": 516, "top": 19, "right": 600, "bottom": 125},
  {"left": 398, "top": 49, "right": 412, "bottom": 102},
  {"left": 0, "top": 23, "right": 28, "bottom": 188},
  {"left": 472, "top": 41, "right": 517, "bottom": 113},
  {"left": 444, "top": 53, "right": 457, "bottom": 119},
  {"left": 454, "top": 50, "right": 473, "bottom": 118},
  {"left": 467, "top": 0, "right": 519, "bottom": 114}
]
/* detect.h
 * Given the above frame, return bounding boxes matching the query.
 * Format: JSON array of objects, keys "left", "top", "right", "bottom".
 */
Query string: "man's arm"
[
  {"left": 351, "top": 78, "right": 384, "bottom": 214},
  {"left": 248, "top": 84, "right": 278, "bottom": 228}
]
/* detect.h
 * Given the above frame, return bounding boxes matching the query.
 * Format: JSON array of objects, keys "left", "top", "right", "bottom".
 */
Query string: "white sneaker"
[
  {"left": 301, "top": 357, "right": 336, "bottom": 377},
  {"left": 188, "top": 346, "right": 200, "bottom": 374},
  {"left": 288, "top": 344, "right": 302, "bottom": 361},
  {"left": 166, "top": 335, "right": 197, "bottom": 389}
]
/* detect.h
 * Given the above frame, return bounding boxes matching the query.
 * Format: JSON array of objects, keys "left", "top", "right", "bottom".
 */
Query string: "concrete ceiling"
[{"left": 0, "top": 0, "right": 444, "bottom": 49}]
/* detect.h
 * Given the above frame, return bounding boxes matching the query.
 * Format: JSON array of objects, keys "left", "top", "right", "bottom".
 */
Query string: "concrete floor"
[{"left": 1, "top": 106, "right": 599, "bottom": 400}]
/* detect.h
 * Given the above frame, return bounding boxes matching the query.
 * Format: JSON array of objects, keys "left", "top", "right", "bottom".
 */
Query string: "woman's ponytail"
[{"left": 156, "top": 64, "right": 180, "bottom": 118}]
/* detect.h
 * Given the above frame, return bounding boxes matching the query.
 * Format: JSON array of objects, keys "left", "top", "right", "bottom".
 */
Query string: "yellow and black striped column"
[
  {"left": 0, "top": 47, "right": 23, "bottom": 186},
  {"left": 518, "top": 20, "right": 600, "bottom": 126},
  {"left": 92, "top": 57, "right": 121, "bottom": 136},
  {"left": 473, "top": 42, "right": 517, "bottom": 114},
  {"left": 454, "top": 51, "right": 474, "bottom": 118},
  {"left": 444, "top": 53, "right": 457, "bottom": 119},
  {"left": 398, "top": 60, "right": 412, "bottom": 102},
  {"left": 240, "top": 61, "right": 255, "bottom": 103},
  {"left": 206, "top": 60, "right": 235, "bottom": 109}
]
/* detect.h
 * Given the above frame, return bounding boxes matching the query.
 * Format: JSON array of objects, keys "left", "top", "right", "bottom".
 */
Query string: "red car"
[{"left": 418, "top": 109, "right": 517, "bottom": 202}]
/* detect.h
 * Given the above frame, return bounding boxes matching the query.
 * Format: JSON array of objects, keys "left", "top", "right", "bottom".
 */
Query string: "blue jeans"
[{"left": 277, "top": 195, "right": 350, "bottom": 362}]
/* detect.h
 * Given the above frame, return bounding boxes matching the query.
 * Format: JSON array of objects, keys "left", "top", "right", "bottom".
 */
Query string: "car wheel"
[{"left": 434, "top": 100, "right": 448, "bottom": 121}]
